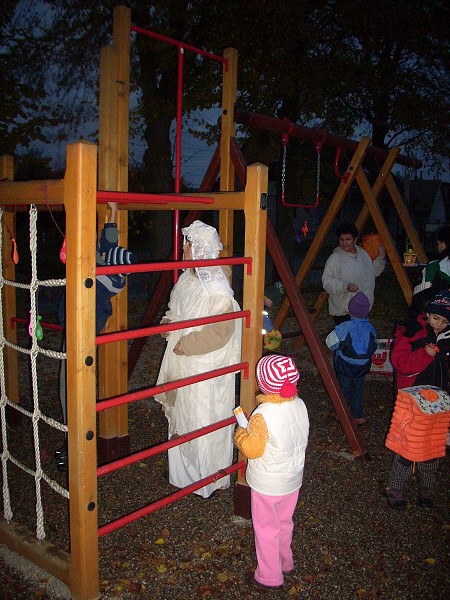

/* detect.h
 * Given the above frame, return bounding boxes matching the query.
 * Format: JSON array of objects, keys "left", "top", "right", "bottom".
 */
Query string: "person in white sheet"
[{"left": 155, "top": 220, "right": 242, "bottom": 498}]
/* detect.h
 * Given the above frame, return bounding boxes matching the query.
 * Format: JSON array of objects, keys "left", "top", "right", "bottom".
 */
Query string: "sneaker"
[
  {"left": 246, "top": 573, "right": 283, "bottom": 592},
  {"left": 54, "top": 442, "right": 67, "bottom": 459},
  {"left": 57, "top": 454, "right": 68, "bottom": 472},
  {"left": 353, "top": 417, "right": 367, "bottom": 426},
  {"left": 385, "top": 488, "right": 406, "bottom": 510}
]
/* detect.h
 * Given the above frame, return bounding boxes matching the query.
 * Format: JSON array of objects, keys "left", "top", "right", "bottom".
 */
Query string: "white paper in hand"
[{"left": 233, "top": 406, "right": 248, "bottom": 428}]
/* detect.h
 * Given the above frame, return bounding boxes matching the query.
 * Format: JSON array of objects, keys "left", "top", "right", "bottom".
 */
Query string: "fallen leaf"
[
  {"left": 157, "top": 564, "right": 167, "bottom": 574},
  {"left": 425, "top": 557, "right": 436, "bottom": 566},
  {"left": 217, "top": 571, "right": 228, "bottom": 582},
  {"left": 356, "top": 588, "right": 366, "bottom": 596},
  {"left": 155, "top": 538, "right": 165, "bottom": 545}
]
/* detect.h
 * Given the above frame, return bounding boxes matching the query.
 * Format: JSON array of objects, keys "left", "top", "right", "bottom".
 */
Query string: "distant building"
[{"left": 407, "top": 179, "right": 449, "bottom": 254}]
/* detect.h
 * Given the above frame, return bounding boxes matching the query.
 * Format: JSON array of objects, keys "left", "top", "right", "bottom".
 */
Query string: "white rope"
[
  {"left": 6, "top": 453, "right": 69, "bottom": 499},
  {"left": 27, "top": 205, "right": 45, "bottom": 540},
  {"left": 0, "top": 277, "right": 66, "bottom": 289},
  {"left": 0, "top": 395, "right": 68, "bottom": 433},
  {"left": 2, "top": 337, "right": 66, "bottom": 360},
  {"left": 0, "top": 205, "right": 70, "bottom": 541}
]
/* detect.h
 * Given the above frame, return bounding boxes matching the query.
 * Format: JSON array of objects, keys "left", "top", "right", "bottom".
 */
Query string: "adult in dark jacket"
[{"left": 411, "top": 225, "right": 450, "bottom": 317}]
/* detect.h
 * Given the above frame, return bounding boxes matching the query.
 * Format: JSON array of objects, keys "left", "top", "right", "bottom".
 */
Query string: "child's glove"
[
  {"left": 437, "top": 328, "right": 450, "bottom": 352},
  {"left": 234, "top": 426, "right": 247, "bottom": 446},
  {"left": 234, "top": 414, "right": 268, "bottom": 459}
]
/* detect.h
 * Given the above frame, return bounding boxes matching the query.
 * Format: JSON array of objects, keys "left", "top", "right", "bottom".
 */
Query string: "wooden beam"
[
  {"left": 235, "top": 163, "right": 268, "bottom": 519},
  {"left": 267, "top": 220, "right": 368, "bottom": 460},
  {"left": 0, "top": 179, "right": 64, "bottom": 205},
  {"left": 385, "top": 173, "right": 428, "bottom": 264},
  {"left": 98, "top": 5, "right": 131, "bottom": 455},
  {"left": 356, "top": 168, "right": 413, "bottom": 305},
  {"left": 65, "top": 141, "right": 99, "bottom": 600},
  {"left": 0, "top": 519, "right": 71, "bottom": 586},
  {"left": 0, "top": 155, "right": 19, "bottom": 406},
  {"left": 219, "top": 48, "right": 239, "bottom": 260}
]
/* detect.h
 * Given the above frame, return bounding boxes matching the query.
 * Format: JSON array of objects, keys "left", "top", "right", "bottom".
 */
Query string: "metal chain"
[
  {"left": 281, "top": 144, "right": 287, "bottom": 197},
  {"left": 316, "top": 150, "right": 321, "bottom": 196}
]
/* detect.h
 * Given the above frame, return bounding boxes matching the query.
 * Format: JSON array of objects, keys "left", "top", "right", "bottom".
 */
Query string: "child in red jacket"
[{"left": 385, "top": 290, "right": 450, "bottom": 509}]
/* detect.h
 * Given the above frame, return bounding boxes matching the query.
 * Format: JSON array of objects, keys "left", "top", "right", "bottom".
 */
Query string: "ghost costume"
[{"left": 155, "top": 221, "right": 242, "bottom": 497}]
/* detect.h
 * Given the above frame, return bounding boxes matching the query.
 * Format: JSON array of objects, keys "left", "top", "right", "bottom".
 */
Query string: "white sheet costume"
[{"left": 155, "top": 221, "right": 242, "bottom": 498}]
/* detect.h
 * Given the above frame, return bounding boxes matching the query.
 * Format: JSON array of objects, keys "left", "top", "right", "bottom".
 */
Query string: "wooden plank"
[
  {"left": 386, "top": 173, "right": 428, "bottom": 264},
  {"left": 0, "top": 179, "right": 64, "bottom": 205},
  {"left": 0, "top": 519, "right": 71, "bottom": 586},
  {"left": 267, "top": 220, "right": 368, "bottom": 459},
  {"left": 241, "top": 163, "right": 268, "bottom": 408},
  {"left": 219, "top": 48, "right": 238, "bottom": 262},
  {"left": 98, "top": 5, "right": 131, "bottom": 447},
  {"left": 0, "top": 155, "right": 19, "bottom": 405},
  {"left": 235, "top": 163, "right": 268, "bottom": 517},
  {"left": 65, "top": 141, "right": 99, "bottom": 600},
  {"left": 356, "top": 168, "right": 413, "bottom": 304}
]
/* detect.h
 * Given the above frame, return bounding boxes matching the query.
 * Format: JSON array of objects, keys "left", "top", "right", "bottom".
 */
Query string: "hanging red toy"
[
  {"left": 11, "top": 237, "right": 19, "bottom": 264},
  {"left": 60, "top": 237, "right": 66, "bottom": 264},
  {"left": 301, "top": 221, "right": 309, "bottom": 237}
]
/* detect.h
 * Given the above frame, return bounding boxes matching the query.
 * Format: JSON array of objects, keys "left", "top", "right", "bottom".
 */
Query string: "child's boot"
[
  {"left": 417, "top": 487, "right": 433, "bottom": 509},
  {"left": 385, "top": 487, "right": 406, "bottom": 510}
]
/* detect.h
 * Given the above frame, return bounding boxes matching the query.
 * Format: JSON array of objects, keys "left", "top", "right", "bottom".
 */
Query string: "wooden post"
[
  {"left": 219, "top": 48, "right": 238, "bottom": 258},
  {"left": 356, "top": 167, "right": 413, "bottom": 305},
  {"left": 0, "top": 155, "right": 19, "bottom": 410},
  {"left": 234, "top": 162, "right": 268, "bottom": 519},
  {"left": 97, "top": 4, "right": 131, "bottom": 462},
  {"left": 385, "top": 173, "right": 428, "bottom": 264},
  {"left": 65, "top": 142, "right": 99, "bottom": 600}
]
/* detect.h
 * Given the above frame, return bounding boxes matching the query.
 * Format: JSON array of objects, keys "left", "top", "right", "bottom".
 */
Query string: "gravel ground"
[{"left": 1, "top": 272, "right": 449, "bottom": 599}]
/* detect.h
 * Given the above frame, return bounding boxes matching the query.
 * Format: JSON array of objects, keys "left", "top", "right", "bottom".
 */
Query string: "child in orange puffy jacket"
[{"left": 384, "top": 290, "right": 450, "bottom": 510}]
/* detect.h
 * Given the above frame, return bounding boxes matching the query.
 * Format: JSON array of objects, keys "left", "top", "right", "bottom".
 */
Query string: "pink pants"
[{"left": 251, "top": 488, "right": 300, "bottom": 587}]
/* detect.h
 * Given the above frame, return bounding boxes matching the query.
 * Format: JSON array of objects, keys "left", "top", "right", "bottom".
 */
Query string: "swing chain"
[
  {"left": 314, "top": 130, "right": 326, "bottom": 199},
  {"left": 281, "top": 143, "right": 287, "bottom": 199},
  {"left": 316, "top": 149, "right": 321, "bottom": 198},
  {"left": 281, "top": 118, "right": 293, "bottom": 202}
]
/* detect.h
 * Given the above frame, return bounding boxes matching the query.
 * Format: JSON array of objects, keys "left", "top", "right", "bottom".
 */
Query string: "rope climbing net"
[{"left": 0, "top": 205, "right": 68, "bottom": 542}]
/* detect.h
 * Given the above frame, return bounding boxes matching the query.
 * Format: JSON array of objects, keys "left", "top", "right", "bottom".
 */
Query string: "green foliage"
[{"left": 2, "top": 0, "right": 448, "bottom": 188}]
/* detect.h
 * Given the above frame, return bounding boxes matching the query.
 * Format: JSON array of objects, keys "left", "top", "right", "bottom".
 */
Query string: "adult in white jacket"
[
  {"left": 155, "top": 221, "right": 242, "bottom": 498},
  {"left": 322, "top": 222, "right": 386, "bottom": 325}
]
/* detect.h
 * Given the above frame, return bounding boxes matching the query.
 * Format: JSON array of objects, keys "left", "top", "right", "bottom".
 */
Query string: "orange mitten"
[{"left": 234, "top": 413, "right": 269, "bottom": 459}]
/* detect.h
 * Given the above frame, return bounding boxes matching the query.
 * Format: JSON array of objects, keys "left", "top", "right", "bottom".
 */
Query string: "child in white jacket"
[{"left": 235, "top": 354, "right": 309, "bottom": 591}]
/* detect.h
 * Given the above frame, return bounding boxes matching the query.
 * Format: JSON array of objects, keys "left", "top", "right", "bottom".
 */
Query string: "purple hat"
[{"left": 348, "top": 292, "right": 370, "bottom": 319}]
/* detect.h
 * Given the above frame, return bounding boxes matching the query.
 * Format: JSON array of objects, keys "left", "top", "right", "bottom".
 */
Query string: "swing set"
[{"left": 0, "top": 6, "right": 426, "bottom": 600}]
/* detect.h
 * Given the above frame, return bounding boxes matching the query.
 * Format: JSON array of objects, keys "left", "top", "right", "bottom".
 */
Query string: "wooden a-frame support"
[{"left": 273, "top": 137, "right": 428, "bottom": 343}]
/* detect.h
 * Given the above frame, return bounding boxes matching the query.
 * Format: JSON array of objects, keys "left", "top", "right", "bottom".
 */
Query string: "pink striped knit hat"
[{"left": 256, "top": 354, "right": 299, "bottom": 398}]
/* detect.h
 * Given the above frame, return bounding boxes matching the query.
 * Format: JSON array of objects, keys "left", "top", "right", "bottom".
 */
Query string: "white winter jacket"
[{"left": 245, "top": 398, "right": 309, "bottom": 496}]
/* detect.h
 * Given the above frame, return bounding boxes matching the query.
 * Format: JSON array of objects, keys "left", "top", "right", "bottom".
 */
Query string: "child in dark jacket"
[
  {"left": 326, "top": 292, "right": 377, "bottom": 425},
  {"left": 385, "top": 290, "right": 450, "bottom": 509},
  {"left": 56, "top": 202, "right": 132, "bottom": 470}
]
